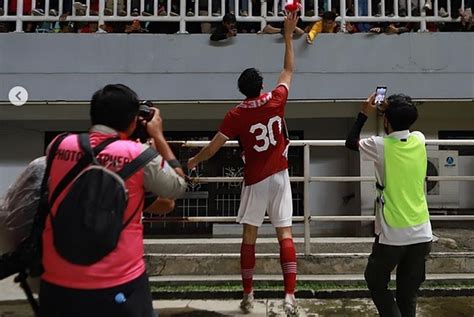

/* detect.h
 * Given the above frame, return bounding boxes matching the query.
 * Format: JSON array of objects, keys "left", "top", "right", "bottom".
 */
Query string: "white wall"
[{"left": 0, "top": 100, "right": 471, "bottom": 236}]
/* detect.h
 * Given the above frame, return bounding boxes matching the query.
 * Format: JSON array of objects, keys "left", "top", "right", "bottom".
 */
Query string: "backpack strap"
[
  {"left": 122, "top": 194, "right": 144, "bottom": 229},
  {"left": 117, "top": 147, "right": 159, "bottom": 181},
  {"left": 36, "top": 133, "right": 71, "bottom": 229},
  {"left": 117, "top": 148, "right": 159, "bottom": 228},
  {"left": 49, "top": 134, "right": 119, "bottom": 208},
  {"left": 41, "top": 133, "right": 71, "bottom": 197}
]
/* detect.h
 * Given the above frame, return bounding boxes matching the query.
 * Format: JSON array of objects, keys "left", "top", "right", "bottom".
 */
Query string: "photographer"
[
  {"left": 39, "top": 84, "right": 187, "bottom": 317},
  {"left": 345, "top": 93, "right": 432, "bottom": 317},
  {"left": 210, "top": 13, "right": 237, "bottom": 41}
]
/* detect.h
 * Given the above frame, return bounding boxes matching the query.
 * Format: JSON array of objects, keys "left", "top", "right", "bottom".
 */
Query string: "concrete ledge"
[
  {"left": 145, "top": 252, "right": 474, "bottom": 275},
  {"left": 143, "top": 236, "right": 469, "bottom": 254},
  {"left": 151, "top": 288, "right": 474, "bottom": 300},
  {"left": 149, "top": 273, "right": 474, "bottom": 285}
]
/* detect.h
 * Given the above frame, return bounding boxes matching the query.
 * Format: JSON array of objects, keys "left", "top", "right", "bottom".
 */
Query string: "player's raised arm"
[
  {"left": 277, "top": 11, "right": 299, "bottom": 90},
  {"left": 187, "top": 132, "right": 228, "bottom": 170}
]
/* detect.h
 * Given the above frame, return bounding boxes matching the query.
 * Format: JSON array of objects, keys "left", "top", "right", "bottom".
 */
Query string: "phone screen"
[{"left": 375, "top": 86, "right": 387, "bottom": 105}]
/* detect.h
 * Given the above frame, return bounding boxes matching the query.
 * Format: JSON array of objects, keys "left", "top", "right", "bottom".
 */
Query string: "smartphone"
[{"left": 375, "top": 86, "right": 387, "bottom": 106}]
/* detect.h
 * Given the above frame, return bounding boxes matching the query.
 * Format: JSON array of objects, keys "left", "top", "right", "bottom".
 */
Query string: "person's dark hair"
[
  {"left": 238, "top": 68, "right": 263, "bottom": 98},
  {"left": 384, "top": 94, "right": 418, "bottom": 131},
  {"left": 90, "top": 84, "right": 140, "bottom": 132},
  {"left": 223, "top": 13, "right": 237, "bottom": 24},
  {"left": 322, "top": 11, "right": 337, "bottom": 21}
]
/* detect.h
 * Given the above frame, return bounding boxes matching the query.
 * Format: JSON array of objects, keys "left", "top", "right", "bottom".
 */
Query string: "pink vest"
[{"left": 42, "top": 132, "right": 146, "bottom": 289}]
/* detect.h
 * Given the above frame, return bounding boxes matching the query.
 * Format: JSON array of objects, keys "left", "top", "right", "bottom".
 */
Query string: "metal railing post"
[
  {"left": 261, "top": 0, "right": 267, "bottom": 31},
  {"left": 303, "top": 144, "right": 311, "bottom": 256},
  {"left": 179, "top": 0, "right": 186, "bottom": 33},
  {"left": 15, "top": 0, "right": 23, "bottom": 32},
  {"left": 420, "top": 0, "right": 427, "bottom": 31},
  {"left": 340, "top": 0, "right": 346, "bottom": 32},
  {"left": 99, "top": 0, "right": 105, "bottom": 28}
]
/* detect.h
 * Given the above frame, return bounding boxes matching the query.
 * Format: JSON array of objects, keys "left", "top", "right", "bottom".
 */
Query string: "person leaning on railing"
[
  {"left": 345, "top": 93, "right": 433, "bottom": 317},
  {"left": 305, "top": 11, "right": 338, "bottom": 44},
  {"left": 210, "top": 13, "right": 237, "bottom": 41}
]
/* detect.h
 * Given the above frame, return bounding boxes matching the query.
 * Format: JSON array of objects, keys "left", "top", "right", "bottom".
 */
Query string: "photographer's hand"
[
  {"left": 146, "top": 107, "right": 164, "bottom": 139},
  {"left": 362, "top": 93, "right": 377, "bottom": 116},
  {"left": 147, "top": 108, "right": 185, "bottom": 178}
]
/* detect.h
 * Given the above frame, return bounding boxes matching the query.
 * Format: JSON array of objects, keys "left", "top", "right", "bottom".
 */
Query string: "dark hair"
[
  {"left": 384, "top": 94, "right": 418, "bottom": 131},
  {"left": 223, "top": 13, "right": 237, "bottom": 24},
  {"left": 322, "top": 11, "right": 337, "bottom": 21},
  {"left": 90, "top": 84, "right": 140, "bottom": 132},
  {"left": 238, "top": 68, "right": 263, "bottom": 98}
]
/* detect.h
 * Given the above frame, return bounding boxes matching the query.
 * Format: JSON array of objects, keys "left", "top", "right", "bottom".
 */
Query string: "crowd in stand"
[{"left": 0, "top": 0, "right": 471, "bottom": 32}]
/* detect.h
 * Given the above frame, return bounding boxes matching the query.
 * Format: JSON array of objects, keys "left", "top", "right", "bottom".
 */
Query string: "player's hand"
[
  {"left": 59, "top": 13, "right": 69, "bottom": 21},
  {"left": 146, "top": 107, "right": 164, "bottom": 139},
  {"left": 174, "top": 167, "right": 185, "bottom": 178},
  {"left": 345, "top": 22, "right": 354, "bottom": 33},
  {"left": 362, "top": 93, "right": 377, "bottom": 116},
  {"left": 386, "top": 24, "right": 398, "bottom": 34},
  {"left": 283, "top": 11, "right": 299, "bottom": 38},
  {"left": 187, "top": 157, "right": 198, "bottom": 170},
  {"left": 369, "top": 27, "right": 382, "bottom": 33}
]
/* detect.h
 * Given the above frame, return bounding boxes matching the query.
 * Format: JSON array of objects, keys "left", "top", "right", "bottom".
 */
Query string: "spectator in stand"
[
  {"left": 261, "top": 23, "right": 305, "bottom": 35},
  {"left": 105, "top": 0, "right": 127, "bottom": 15},
  {"left": 366, "top": 21, "right": 438, "bottom": 33},
  {"left": 228, "top": 0, "right": 249, "bottom": 16},
  {"left": 459, "top": 0, "right": 472, "bottom": 30},
  {"left": 30, "top": 0, "right": 59, "bottom": 16},
  {"left": 187, "top": 0, "right": 221, "bottom": 16},
  {"left": 7, "top": 0, "right": 37, "bottom": 31},
  {"left": 261, "top": 10, "right": 306, "bottom": 36},
  {"left": 210, "top": 13, "right": 237, "bottom": 41},
  {"left": 306, "top": 11, "right": 338, "bottom": 44},
  {"left": 266, "top": 0, "right": 285, "bottom": 16},
  {"left": 125, "top": 19, "right": 149, "bottom": 32}
]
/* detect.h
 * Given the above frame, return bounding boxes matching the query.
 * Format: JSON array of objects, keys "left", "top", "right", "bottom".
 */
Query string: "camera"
[{"left": 131, "top": 101, "right": 156, "bottom": 143}]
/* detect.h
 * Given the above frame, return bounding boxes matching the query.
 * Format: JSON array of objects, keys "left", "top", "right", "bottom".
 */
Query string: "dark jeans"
[
  {"left": 364, "top": 237, "right": 432, "bottom": 317},
  {"left": 39, "top": 272, "right": 156, "bottom": 317}
]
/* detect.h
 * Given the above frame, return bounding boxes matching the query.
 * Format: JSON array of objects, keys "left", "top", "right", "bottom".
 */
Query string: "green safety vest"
[{"left": 383, "top": 135, "right": 429, "bottom": 228}]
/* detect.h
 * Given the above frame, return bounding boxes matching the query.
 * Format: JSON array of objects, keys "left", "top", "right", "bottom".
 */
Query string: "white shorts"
[{"left": 236, "top": 169, "right": 293, "bottom": 228}]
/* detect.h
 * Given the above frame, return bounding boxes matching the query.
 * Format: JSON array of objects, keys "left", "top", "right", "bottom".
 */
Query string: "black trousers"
[
  {"left": 364, "top": 237, "right": 432, "bottom": 317},
  {"left": 39, "top": 272, "right": 156, "bottom": 317}
]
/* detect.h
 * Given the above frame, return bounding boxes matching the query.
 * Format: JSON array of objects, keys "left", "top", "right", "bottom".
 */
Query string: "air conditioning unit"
[{"left": 426, "top": 150, "right": 459, "bottom": 210}]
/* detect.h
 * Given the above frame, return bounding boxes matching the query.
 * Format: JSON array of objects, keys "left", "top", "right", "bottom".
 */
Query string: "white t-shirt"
[{"left": 359, "top": 130, "right": 433, "bottom": 246}]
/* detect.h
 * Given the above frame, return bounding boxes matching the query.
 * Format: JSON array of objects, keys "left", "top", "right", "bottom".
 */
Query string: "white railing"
[
  {"left": 145, "top": 139, "right": 474, "bottom": 256},
  {"left": 0, "top": 0, "right": 466, "bottom": 32}
]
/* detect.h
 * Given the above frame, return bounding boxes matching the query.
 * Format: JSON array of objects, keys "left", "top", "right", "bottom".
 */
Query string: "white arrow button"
[{"left": 8, "top": 86, "right": 28, "bottom": 106}]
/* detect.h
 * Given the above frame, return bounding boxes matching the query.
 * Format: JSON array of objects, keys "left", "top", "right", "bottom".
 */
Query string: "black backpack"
[{"left": 49, "top": 133, "right": 157, "bottom": 265}]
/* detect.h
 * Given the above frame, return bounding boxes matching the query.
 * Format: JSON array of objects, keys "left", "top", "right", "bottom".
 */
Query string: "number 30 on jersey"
[{"left": 249, "top": 116, "right": 282, "bottom": 152}]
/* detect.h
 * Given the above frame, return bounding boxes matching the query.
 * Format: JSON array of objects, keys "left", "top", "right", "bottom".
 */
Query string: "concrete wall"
[
  {"left": 1, "top": 100, "right": 472, "bottom": 237},
  {"left": 1, "top": 33, "right": 473, "bottom": 102}
]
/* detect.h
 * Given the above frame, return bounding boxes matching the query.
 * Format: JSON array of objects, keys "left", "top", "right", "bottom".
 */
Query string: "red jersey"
[{"left": 219, "top": 84, "right": 290, "bottom": 186}]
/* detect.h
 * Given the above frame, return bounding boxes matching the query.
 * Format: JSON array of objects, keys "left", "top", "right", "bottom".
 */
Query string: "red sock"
[
  {"left": 240, "top": 243, "right": 256, "bottom": 294},
  {"left": 279, "top": 238, "right": 297, "bottom": 294}
]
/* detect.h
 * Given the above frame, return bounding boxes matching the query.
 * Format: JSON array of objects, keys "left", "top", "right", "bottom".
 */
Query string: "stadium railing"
[
  {"left": 0, "top": 0, "right": 467, "bottom": 32},
  {"left": 143, "top": 139, "right": 474, "bottom": 256}
]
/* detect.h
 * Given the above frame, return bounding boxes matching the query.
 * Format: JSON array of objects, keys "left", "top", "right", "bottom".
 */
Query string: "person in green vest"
[{"left": 345, "top": 93, "right": 432, "bottom": 317}]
